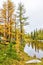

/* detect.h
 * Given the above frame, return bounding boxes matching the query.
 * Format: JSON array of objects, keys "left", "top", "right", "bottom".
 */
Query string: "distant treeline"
[{"left": 31, "top": 29, "right": 43, "bottom": 40}]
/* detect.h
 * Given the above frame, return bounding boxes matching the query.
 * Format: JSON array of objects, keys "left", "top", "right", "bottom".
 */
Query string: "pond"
[{"left": 24, "top": 42, "right": 43, "bottom": 59}]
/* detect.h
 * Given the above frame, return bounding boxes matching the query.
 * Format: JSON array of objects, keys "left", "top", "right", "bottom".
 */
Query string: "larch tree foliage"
[
  {"left": 0, "top": 15, "right": 2, "bottom": 37},
  {"left": 17, "top": 3, "right": 28, "bottom": 44},
  {"left": 1, "top": 0, "right": 15, "bottom": 42},
  {"left": 0, "top": 10, "right": 6, "bottom": 43}
]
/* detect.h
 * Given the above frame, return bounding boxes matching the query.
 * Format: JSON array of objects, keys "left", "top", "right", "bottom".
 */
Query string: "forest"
[{"left": 0, "top": 0, "right": 43, "bottom": 65}]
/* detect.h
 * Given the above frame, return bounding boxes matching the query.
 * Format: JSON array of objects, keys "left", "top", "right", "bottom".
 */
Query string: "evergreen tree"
[{"left": 17, "top": 3, "right": 28, "bottom": 44}]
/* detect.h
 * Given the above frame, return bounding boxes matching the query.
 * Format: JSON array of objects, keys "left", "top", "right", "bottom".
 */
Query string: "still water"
[{"left": 24, "top": 42, "right": 43, "bottom": 59}]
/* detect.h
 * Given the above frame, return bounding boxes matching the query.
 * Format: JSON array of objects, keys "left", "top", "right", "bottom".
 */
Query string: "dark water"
[{"left": 24, "top": 42, "right": 43, "bottom": 59}]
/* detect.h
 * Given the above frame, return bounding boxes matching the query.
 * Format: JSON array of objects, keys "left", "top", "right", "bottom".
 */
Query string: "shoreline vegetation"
[{"left": 0, "top": 0, "right": 43, "bottom": 65}]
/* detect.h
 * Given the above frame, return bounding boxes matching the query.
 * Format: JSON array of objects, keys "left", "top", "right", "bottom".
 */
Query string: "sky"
[{"left": 0, "top": 0, "right": 43, "bottom": 33}]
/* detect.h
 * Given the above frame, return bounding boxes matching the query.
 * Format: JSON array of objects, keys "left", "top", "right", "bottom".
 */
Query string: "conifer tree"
[
  {"left": 17, "top": 3, "right": 28, "bottom": 44},
  {"left": 1, "top": 0, "right": 15, "bottom": 42}
]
